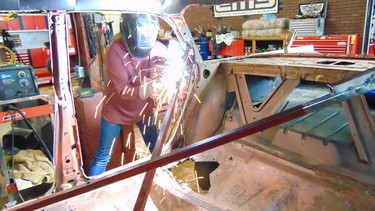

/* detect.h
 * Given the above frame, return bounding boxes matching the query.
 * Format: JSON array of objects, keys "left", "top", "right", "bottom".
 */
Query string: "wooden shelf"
[
  {"left": 242, "top": 36, "right": 287, "bottom": 54},
  {"left": 242, "top": 36, "right": 286, "bottom": 41}
]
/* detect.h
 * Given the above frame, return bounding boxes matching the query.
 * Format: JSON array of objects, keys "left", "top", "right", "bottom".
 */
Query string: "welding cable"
[
  {"left": 10, "top": 111, "right": 26, "bottom": 203},
  {"left": 0, "top": 12, "right": 17, "bottom": 22},
  {"left": 0, "top": 45, "right": 16, "bottom": 65},
  {"left": 7, "top": 105, "right": 53, "bottom": 162}
]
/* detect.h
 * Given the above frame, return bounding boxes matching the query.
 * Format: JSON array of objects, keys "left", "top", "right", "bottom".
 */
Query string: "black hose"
[
  {"left": 7, "top": 105, "right": 53, "bottom": 162},
  {"left": 10, "top": 114, "right": 25, "bottom": 202}
]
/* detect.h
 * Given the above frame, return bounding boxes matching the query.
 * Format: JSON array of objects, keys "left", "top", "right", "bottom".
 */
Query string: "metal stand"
[{"left": 0, "top": 94, "right": 53, "bottom": 208}]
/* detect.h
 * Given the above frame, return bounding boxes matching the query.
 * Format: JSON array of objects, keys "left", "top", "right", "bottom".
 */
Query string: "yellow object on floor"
[{"left": 4, "top": 149, "right": 54, "bottom": 185}]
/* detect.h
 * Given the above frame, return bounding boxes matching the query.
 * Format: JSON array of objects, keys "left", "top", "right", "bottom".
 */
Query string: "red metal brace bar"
[{"left": 134, "top": 91, "right": 179, "bottom": 210}]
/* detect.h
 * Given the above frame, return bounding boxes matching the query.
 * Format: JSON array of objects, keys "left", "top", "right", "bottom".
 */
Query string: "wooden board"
[{"left": 220, "top": 54, "right": 375, "bottom": 83}]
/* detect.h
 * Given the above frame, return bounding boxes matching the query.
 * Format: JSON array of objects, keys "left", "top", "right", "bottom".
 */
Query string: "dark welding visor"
[{"left": 120, "top": 13, "right": 159, "bottom": 58}]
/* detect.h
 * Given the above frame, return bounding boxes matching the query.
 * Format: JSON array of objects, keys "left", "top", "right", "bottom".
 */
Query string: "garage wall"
[{"left": 181, "top": 0, "right": 367, "bottom": 54}]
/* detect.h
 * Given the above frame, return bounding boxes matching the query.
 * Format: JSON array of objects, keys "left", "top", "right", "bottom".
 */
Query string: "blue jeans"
[{"left": 88, "top": 117, "right": 158, "bottom": 176}]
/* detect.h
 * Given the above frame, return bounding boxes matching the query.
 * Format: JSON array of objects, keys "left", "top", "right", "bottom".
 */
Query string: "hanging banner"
[{"left": 214, "top": 0, "right": 279, "bottom": 17}]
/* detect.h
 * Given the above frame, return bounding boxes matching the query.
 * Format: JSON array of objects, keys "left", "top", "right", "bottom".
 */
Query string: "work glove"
[{"left": 139, "top": 77, "right": 164, "bottom": 100}]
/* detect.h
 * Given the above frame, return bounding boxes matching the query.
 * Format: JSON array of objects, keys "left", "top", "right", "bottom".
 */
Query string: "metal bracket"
[
  {"left": 234, "top": 74, "right": 300, "bottom": 124},
  {"left": 342, "top": 95, "right": 375, "bottom": 165},
  {"left": 49, "top": 11, "right": 84, "bottom": 188}
]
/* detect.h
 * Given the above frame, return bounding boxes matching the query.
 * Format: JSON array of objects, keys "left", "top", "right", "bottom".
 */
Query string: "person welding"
[{"left": 88, "top": 13, "right": 169, "bottom": 176}]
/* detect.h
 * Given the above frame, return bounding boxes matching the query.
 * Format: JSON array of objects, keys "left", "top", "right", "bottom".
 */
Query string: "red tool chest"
[{"left": 291, "top": 34, "right": 359, "bottom": 54}]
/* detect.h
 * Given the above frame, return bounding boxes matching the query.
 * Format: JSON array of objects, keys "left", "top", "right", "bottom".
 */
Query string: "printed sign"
[
  {"left": 3, "top": 112, "right": 24, "bottom": 121},
  {"left": 214, "top": 0, "right": 279, "bottom": 17}
]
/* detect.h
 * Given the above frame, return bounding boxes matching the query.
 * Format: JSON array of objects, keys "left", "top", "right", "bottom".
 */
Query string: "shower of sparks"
[
  {"left": 106, "top": 80, "right": 111, "bottom": 87},
  {"left": 194, "top": 93, "right": 201, "bottom": 104},
  {"left": 153, "top": 109, "right": 159, "bottom": 125},
  {"left": 126, "top": 132, "right": 132, "bottom": 148},
  {"left": 159, "top": 196, "right": 167, "bottom": 204},
  {"left": 132, "top": 152, "right": 137, "bottom": 162},
  {"left": 122, "top": 86, "right": 128, "bottom": 95},
  {"left": 150, "top": 39, "right": 187, "bottom": 102},
  {"left": 121, "top": 152, "right": 124, "bottom": 165},
  {"left": 143, "top": 125, "right": 146, "bottom": 135},
  {"left": 147, "top": 142, "right": 151, "bottom": 150},
  {"left": 154, "top": 102, "right": 162, "bottom": 121},
  {"left": 123, "top": 39, "right": 189, "bottom": 153},
  {"left": 152, "top": 110, "right": 158, "bottom": 125},
  {"left": 127, "top": 34, "right": 131, "bottom": 39},
  {"left": 124, "top": 61, "right": 131, "bottom": 67},
  {"left": 132, "top": 76, "right": 137, "bottom": 83},
  {"left": 147, "top": 116, "right": 151, "bottom": 126},
  {"left": 195, "top": 170, "right": 201, "bottom": 193},
  {"left": 141, "top": 77, "right": 147, "bottom": 96},
  {"left": 123, "top": 53, "right": 129, "bottom": 59},
  {"left": 94, "top": 95, "right": 107, "bottom": 119},
  {"left": 135, "top": 61, "right": 140, "bottom": 69},
  {"left": 131, "top": 88, "right": 135, "bottom": 96},
  {"left": 139, "top": 102, "right": 149, "bottom": 116},
  {"left": 157, "top": 70, "right": 180, "bottom": 100},
  {"left": 105, "top": 92, "right": 115, "bottom": 104},
  {"left": 109, "top": 137, "right": 117, "bottom": 154}
]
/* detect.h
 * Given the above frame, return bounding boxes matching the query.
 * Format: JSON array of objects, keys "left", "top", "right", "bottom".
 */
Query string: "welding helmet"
[{"left": 120, "top": 13, "right": 160, "bottom": 58}]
